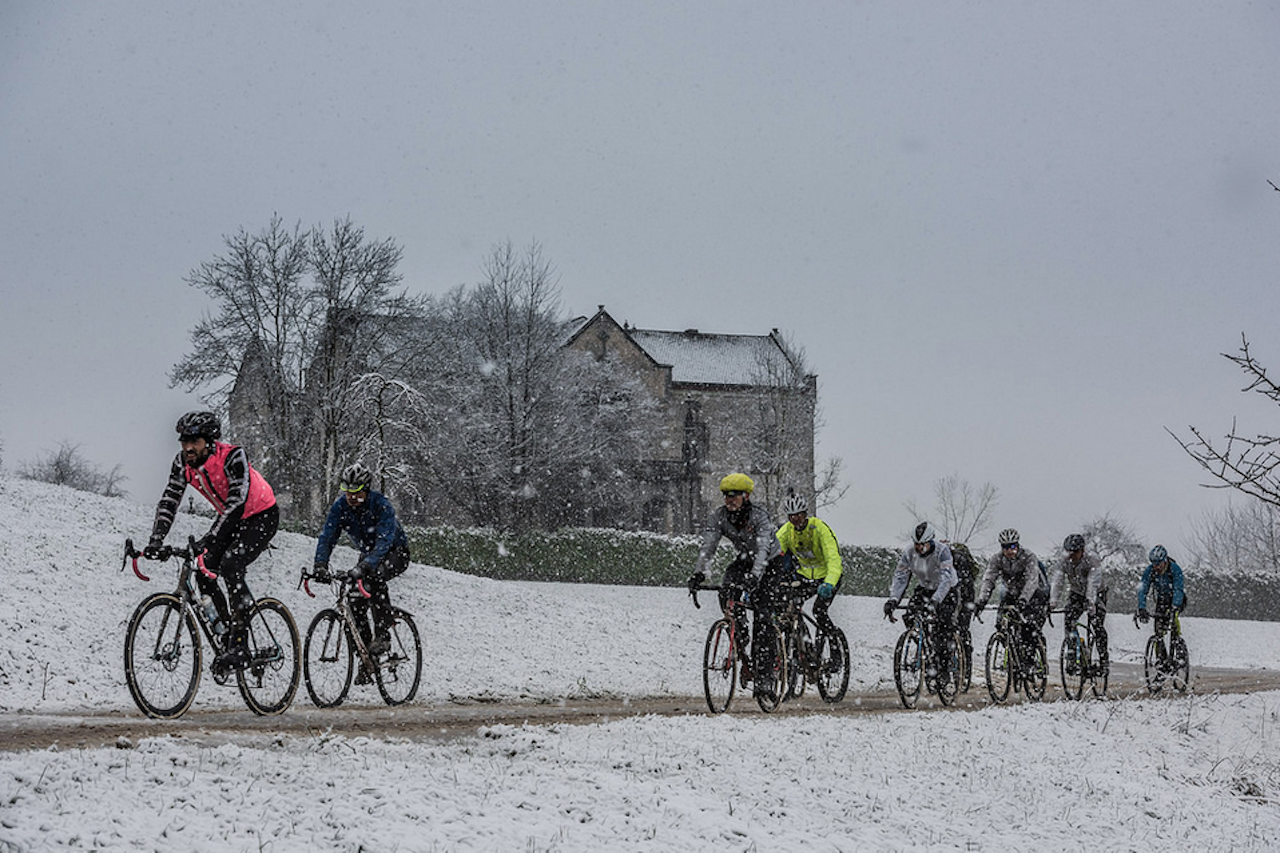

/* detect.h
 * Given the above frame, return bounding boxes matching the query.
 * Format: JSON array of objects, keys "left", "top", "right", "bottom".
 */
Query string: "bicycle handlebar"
[
  {"left": 299, "top": 567, "right": 372, "bottom": 599},
  {"left": 122, "top": 536, "right": 216, "bottom": 581}
]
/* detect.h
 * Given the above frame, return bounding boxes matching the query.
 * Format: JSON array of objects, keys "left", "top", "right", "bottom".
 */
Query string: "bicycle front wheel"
[
  {"left": 376, "top": 609, "right": 423, "bottom": 706},
  {"left": 815, "top": 628, "right": 849, "bottom": 704},
  {"left": 1169, "top": 636, "right": 1191, "bottom": 693},
  {"left": 893, "top": 627, "right": 924, "bottom": 710},
  {"left": 702, "top": 619, "right": 737, "bottom": 714},
  {"left": 1060, "top": 632, "right": 1085, "bottom": 700},
  {"left": 985, "top": 631, "right": 1013, "bottom": 705},
  {"left": 238, "top": 598, "right": 300, "bottom": 716},
  {"left": 304, "top": 609, "right": 353, "bottom": 708},
  {"left": 1143, "top": 635, "right": 1165, "bottom": 694},
  {"left": 124, "top": 592, "right": 202, "bottom": 719}
]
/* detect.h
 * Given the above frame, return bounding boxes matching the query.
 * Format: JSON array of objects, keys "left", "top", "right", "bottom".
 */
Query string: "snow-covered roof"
[{"left": 628, "top": 328, "right": 790, "bottom": 386}]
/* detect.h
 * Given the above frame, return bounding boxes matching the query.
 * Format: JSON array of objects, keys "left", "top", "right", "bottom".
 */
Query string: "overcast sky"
[{"left": 3, "top": 2, "right": 1280, "bottom": 553}]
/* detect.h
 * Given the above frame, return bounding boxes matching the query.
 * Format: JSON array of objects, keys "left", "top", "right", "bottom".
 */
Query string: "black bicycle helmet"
[
  {"left": 339, "top": 462, "right": 373, "bottom": 493},
  {"left": 175, "top": 411, "right": 221, "bottom": 442},
  {"left": 1063, "top": 533, "right": 1086, "bottom": 552}
]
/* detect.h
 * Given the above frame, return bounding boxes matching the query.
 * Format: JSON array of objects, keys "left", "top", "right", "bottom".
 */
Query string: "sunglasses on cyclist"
[
  {"left": 339, "top": 484, "right": 368, "bottom": 494},
  {"left": 721, "top": 490, "right": 746, "bottom": 498},
  {"left": 1001, "top": 542, "right": 1020, "bottom": 551}
]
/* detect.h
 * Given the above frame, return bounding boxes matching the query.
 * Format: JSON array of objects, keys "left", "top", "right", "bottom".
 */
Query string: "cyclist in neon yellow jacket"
[{"left": 774, "top": 492, "right": 844, "bottom": 639}]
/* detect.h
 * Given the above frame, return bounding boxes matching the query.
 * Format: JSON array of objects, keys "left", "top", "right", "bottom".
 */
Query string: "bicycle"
[
  {"left": 689, "top": 581, "right": 755, "bottom": 714},
  {"left": 890, "top": 601, "right": 965, "bottom": 709},
  {"left": 770, "top": 578, "right": 850, "bottom": 705},
  {"left": 1054, "top": 610, "right": 1108, "bottom": 700},
  {"left": 300, "top": 567, "right": 423, "bottom": 707},
  {"left": 1136, "top": 607, "right": 1190, "bottom": 695},
  {"left": 121, "top": 537, "right": 301, "bottom": 719},
  {"left": 982, "top": 604, "right": 1048, "bottom": 705}
]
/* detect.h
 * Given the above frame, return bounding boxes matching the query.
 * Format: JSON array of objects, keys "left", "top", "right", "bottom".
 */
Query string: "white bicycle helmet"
[
  {"left": 998, "top": 528, "right": 1020, "bottom": 546},
  {"left": 783, "top": 493, "right": 808, "bottom": 515},
  {"left": 913, "top": 521, "right": 936, "bottom": 545}
]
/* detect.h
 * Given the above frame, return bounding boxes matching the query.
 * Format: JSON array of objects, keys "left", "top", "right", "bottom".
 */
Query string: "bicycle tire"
[
  {"left": 755, "top": 630, "right": 786, "bottom": 713},
  {"left": 936, "top": 631, "right": 962, "bottom": 706},
  {"left": 124, "top": 592, "right": 202, "bottom": 719},
  {"left": 237, "top": 597, "right": 301, "bottom": 716},
  {"left": 376, "top": 609, "right": 422, "bottom": 706},
  {"left": 1143, "top": 634, "right": 1165, "bottom": 694},
  {"left": 985, "top": 631, "right": 1013, "bottom": 704},
  {"left": 893, "top": 627, "right": 924, "bottom": 710},
  {"left": 815, "top": 628, "right": 849, "bottom": 704},
  {"left": 1169, "top": 636, "right": 1191, "bottom": 693},
  {"left": 304, "top": 609, "right": 353, "bottom": 708},
  {"left": 783, "top": 623, "right": 806, "bottom": 702},
  {"left": 1060, "top": 631, "right": 1085, "bottom": 701},
  {"left": 1089, "top": 634, "right": 1109, "bottom": 699},
  {"left": 1025, "top": 636, "right": 1048, "bottom": 701},
  {"left": 702, "top": 619, "right": 737, "bottom": 714}
]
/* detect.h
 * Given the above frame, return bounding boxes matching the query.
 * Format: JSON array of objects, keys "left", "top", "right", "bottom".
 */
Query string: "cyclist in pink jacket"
[{"left": 146, "top": 411, "right": 279, "bottom": 675}]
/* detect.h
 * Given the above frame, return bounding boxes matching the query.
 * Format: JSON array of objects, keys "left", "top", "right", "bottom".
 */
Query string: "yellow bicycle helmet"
[{"left": 719, "top": 472, "right": 755, "bottom": 494}]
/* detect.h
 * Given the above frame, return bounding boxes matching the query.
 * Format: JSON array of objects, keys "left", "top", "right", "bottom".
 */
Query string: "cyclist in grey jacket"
[
  {"left": 885, "top": 522, "right": 959, "bottom": 681},
  {"left": 1050, "top": 533, "right": 1109, "bottom": 668},
  {"left": 977, "top": 527, "right": 1050, "bottom": 652},
  {"left": 687, "top": 472, "right": 786, "bottom": 692}
]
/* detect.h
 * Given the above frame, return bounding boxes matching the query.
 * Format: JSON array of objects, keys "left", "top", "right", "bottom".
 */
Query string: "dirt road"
[{"left": 4, "top": 663, "right": 1279, "bottom": 753}]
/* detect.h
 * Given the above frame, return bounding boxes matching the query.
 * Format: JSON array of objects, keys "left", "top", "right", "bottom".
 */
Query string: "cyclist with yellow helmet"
[{"left": 687, "top": 472, "right": 786, "bottom": 694}]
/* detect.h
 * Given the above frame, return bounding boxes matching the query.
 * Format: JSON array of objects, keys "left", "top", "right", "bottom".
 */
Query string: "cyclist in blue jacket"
[
  {"left": 1137, "top": 544, "right": 1186, "bottom": 638},
  {"left": 314, "top": 463, "right": 411, "bottom": 674}
]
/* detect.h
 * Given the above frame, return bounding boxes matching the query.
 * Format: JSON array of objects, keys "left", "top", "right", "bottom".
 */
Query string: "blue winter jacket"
[
  {"left": 314, "top": 490, "right": 408, "bottom": 572},
  {"left": 1137, "top": 558, "right": 1186, "bottom": 611}
]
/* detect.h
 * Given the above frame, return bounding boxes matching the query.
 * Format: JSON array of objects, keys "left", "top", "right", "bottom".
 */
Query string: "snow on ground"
[{"left": 2, "top": 480, "right": 1280, "bottom": 850}]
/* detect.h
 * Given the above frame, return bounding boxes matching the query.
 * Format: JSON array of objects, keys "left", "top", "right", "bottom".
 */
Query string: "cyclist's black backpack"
[{"left": 950, "top": 542, "right": 977, "bottom": 603}]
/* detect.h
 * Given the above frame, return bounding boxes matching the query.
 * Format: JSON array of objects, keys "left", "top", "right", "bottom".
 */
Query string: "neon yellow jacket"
[{"left": 775, "top": 516, "right": 843, "bottom": 586}]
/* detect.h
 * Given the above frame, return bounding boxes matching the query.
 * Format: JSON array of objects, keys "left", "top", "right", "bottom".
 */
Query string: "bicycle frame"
[
  {"left": 891, "top": 601, "right": 961, "bottom": 708},
  {"left": 123, "top": 537, "right": 226, "bottom": 668},
  {"left": 301, "top": 570, "right": 380, "bottom": 675},
  {"left": 982, "top": 604, "right": 1047, "bottom": 704}
]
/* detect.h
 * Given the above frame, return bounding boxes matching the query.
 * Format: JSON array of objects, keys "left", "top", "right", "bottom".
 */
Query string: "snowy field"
[{"left": 2, "top": 480, "right": 1280, "bottom": 850}]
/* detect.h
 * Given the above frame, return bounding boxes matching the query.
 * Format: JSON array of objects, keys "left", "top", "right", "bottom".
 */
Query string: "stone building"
[{"left": 565, "top": 306, "right": 817, "bottom": 535}]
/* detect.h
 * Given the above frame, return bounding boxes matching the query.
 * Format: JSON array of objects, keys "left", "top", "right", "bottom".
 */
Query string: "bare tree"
[
  {"left": 18, "top": 441, "right": 127, "bottom": 497},
  {"left": 905, "top": 474, "right": 999, "bottom": 544},
  {"left": 171, "top": 215, "right": 311, "bottom": 504},
  {"left": 303, "top": 218, "right": 428, "bottom": 515},
  {"left": 171, "top": 216, "right": 423, "bottom": 519},
  {"left": 1169, "top": 334, "right": 1280, "bottom": 508},
  {"left": 1185, "top": 500, "right": 1280, "bottom": 577}
]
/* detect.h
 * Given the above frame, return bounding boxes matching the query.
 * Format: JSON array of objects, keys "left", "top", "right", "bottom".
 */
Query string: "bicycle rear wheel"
[
  {"left": 936, "top": 631, "right": 962, "bottom": 707},
  {"left": 1060, "top": 632, "right": 1085, "bottom": 700},
  {"left": 1024, "top": 636, "right": 1048, "bottom": 701},
  {"left": 304, "top": 609, "right": 353, "bottom": 708},
  {"left": 1085, "top": 630, "right": 1105, "bottom": 696},
  {"left": 702, "top": 619, "right": 737, "bottom": 713},
  {"left": 124, "top": 592, "right": 202, "bottom": 719},
  {"left": 238, "top": 598, "right": 300, "bottom": 716},
  {"left": 985, "top": 631, "right": 1013, "bottom": 705},
  {"left": 893, "top": 627, "right": 924, "bottom": 710},
  {"left": 1143, "top": 635, "right": 1165, "bottom": 694},
  {"left": 1169, "top": 636, "right": 1191, "bottom": 693},
  {"left": 815, "top": 628, "right": 849, "bottom": 704},
  {"left": 755, "top": 630, "right": 786, "bottom": 713},
  {"left": 376, "top": 609, "right": 423, "bottom": 706},
  {"left": 783, "top": 625, "right": 805, "bottom": 702}
]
